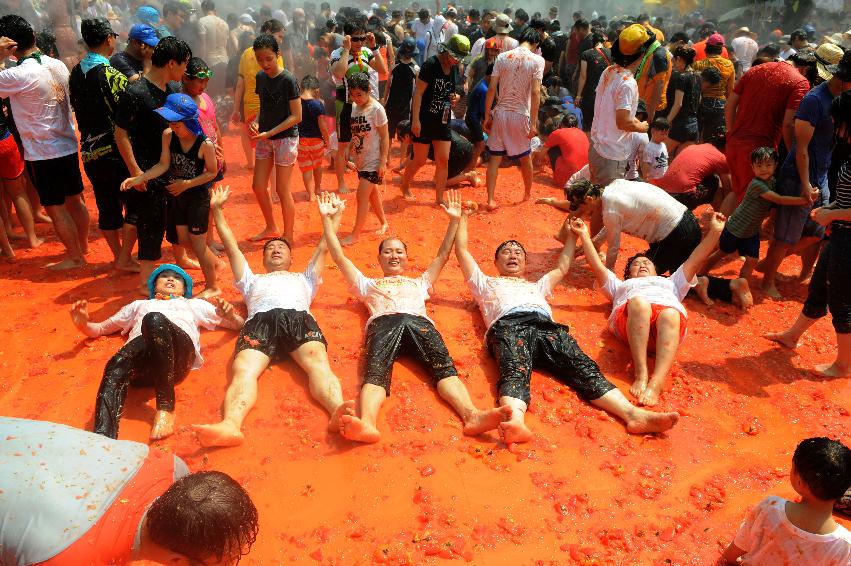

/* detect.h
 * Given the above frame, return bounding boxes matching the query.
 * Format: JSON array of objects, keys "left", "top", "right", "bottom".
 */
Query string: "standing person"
[
  {"left": 588, "top": 24, "right": 651, "bottom": 191},
  {"left": 0, "top": 15, "right": 90, "bottom": 270},
  {"left": 297, "top": 75, "right": 329, "bottom": 201},
  {"left": 693, "top": 33, "right": 734, "bottom": 143},
  {"left": 156, "top": 0, "right": 189, "bottom": 39},
  {"left": 730, "top": 27, "right": 758, "bottom": 76},
  {"left": 247, "top": 33, "right": 301, "bottom": 244},
  {"left": 70, "top": 18, "right": 138, "bottom": 271},
  {"left": 634, "top": 28, "right": 671, "bottom": 122},
  {"left": 562, "top": 17, "right": 589, "bottom": 88},
  {"left": 400, "top": 34, "right": 468, "bottom": 203},
  {"left": 328, "top": 21, "right": 386, "bottom": 194},
  {"left": 110, "top": 24, "right": 159, "bottom": 82},
  {"left": 229, "top": 13, "right": 255, "bottom": 58},
  {"left": 114, "top": 36, "right": 192, "bottom": 296},
  {"left": 467, "top": 10, "right": 494, "bottom": 59},
  {"left": 464, "top": 36, "right": 499, "bottom": 93},
  {"left": 320, "top": 190, "right": 509, "bottom": 443},
  {"left": 758, "top": 52, "right": 851, "bottom": 299},
  {"left": 665, "top": 45, "right": 701, "bottom": 158},
  {"left": 382, "top": 36, "right": 419, "bottom": 166},
  {"left": 192, "top": 187, "right": 348, "bottom": 447},
  {"left": 575, "top": 29, "right": 610, "bottom": 133},
  {"left": 723, "top": 61, "right": 809, "bottom": 215},
  {"left": 196, "top": 0, "right": 228, "bottom": 96},
  {"left": 0, "top": 94, "right": 40, "bottom": 251},
  {"left": 454, "top": 208, "right": 680, "bottom": 443},
  {"left": 483, "top": 28, "right": 543, "bottom": 210}
]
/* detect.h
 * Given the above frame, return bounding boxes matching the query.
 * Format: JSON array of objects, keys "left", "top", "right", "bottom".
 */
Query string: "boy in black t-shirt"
[{"left": 382, "top": 37, "right": 419, "bottom": 171}]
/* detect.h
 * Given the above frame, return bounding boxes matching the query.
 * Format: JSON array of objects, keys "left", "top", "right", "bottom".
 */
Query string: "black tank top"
[{"left": 168, "top": 132, "right": 207, "bottom": 184}]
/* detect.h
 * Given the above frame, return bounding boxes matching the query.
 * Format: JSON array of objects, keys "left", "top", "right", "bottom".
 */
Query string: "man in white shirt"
[
  {"left": 197, "top": 0, "right": 229, "bottom": 95},
  {"left": 0, "top": 14, "right": 90, "bottom": 270},
  {"left": 730, "top": 27, "right": 758, "bottom": 76},
  {"left": 483, "top": 28, "right": 544, "bottom": 210},
  {"left": 193, "top": 187, "right": 348, "bottom": 447},
  {"left": 454, "top": 209, "right": 680, "bottom": 444}
]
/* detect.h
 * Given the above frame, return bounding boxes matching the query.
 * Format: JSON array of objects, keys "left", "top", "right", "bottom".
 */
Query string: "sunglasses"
[
  {"left": 350, "top": 35, "right": 366, "bottom": 42},
  {"left": 186, "top": 69, "right": 214, "bottom": 78}
]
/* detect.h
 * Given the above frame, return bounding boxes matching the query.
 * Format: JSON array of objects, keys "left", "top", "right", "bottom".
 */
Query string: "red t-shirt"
[
  {"left": 544, "top": 127, "right": 589, "bottom": 187},
  {"left": 566, "top": 32, "right": 582, "bottom": 65},
  {"left": 653, "top": 143, "right": 729, "bottom": 194},
  {"left": 693, "top": 40, "right": 729, "bottom": 61},
  {"left": 728, "top": 62, "right": 810, "bottom": 146}
]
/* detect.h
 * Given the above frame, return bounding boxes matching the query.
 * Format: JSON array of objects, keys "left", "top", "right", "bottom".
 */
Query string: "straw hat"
[
  {"left": 814, "top": 43, "right": 844, "bottom": 81},
  {"left": 734, "top": 26, "right": 757, "bottom": 39}
]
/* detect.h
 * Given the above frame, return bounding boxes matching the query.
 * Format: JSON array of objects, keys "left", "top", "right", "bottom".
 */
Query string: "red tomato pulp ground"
[{"left": 1, "top": 132, "right": 849, "bottom": 565}]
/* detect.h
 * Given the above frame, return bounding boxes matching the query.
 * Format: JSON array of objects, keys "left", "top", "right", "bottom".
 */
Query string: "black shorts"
[
  {"left": 26, "top": 152, "right": 85, "bottom": 207},
  {"left": 413, "top": 120, "right": 452, "bottom": 144},
  {"left": 169, "top": 184, "right": 211, "bottom": 235},
  {"left": 487, "top": 312, "right": 616, "bottom": 405},
  {"left": 358, "top": 170, "right": 383, "bottom": 184},
  {"left": 646, "top": 210, "right": 702, "bottom": 275},
  {"left": 235, "top": 308, "right": 327, "bottom": 360},
  {"left": 337, "top": 102, "right": 353, "bottom": 143},
  {"left": 83, "top": 158, "right": 136, "bottom": 231},
  {"left": 136, "top": 181, "right": 168, "bottom": 261},
  {"left": 668, "top": 115, "right": 699, "bottom": 143},
  {"left": 364, "top": 313, "right": 457, "bottom": 395},
  {"left": 464, "top": 114, "right": 484, "bottom": 143}
]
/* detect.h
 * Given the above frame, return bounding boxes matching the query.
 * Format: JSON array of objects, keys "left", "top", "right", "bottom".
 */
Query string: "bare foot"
[
  {"left": 192, "top": 420, "right": 245, "bottom": 447},
  {"left": 625, "top": 409, "right": 679, "bottom": 434},
  {"left": 175, "top": 257, "right": 201, "bottom": 270},
  {"left": 114, "top": 259, "right": 141, "bottom": 273},
  {"left": 731, "top": 278, "right": 753, "bottom": 309},
  {"left": 195, "top": 286, "right": 222, "bottom": 299},
  {"left": 340, "top": 234, "right": 358, "bottom": 246},
  {"left": 753, "top": 259, "right": 766, "bottom": 274},
  {"left": 521, "top": 191, "right": 532, "bottom": 202},
  {"left": 695, "top": 276, "right": 715, "bottom": 306},
  {"left": 402, "top": 190, "right": 417, "bottom": 201},
  {"left": 463, "top": 405, "right": 513, "bottom": 436},
  {"left": 637, "top": 383, "right": 663, "bottom": 406},
  {"left": 35, "top": 213, "right": 51, "bottom": 224},
  {"left": 498, "top": 409, "right": 533, "bottom": 444},
  {"left": 375, "top": 223, "right": 389, "bottom": 236},
  {"left": 27, "top": 236, "right": 44, "bottom": 248},
  {"left": 813, "top": 362, "right": 851, "bottom": 378},
  {"left": 338, "top": 186, "right": 351, "bottom": 195},
  {"left": 248, "top": 228, "right": 280, "bottom": 242},
  {"left": 466, "top": 171, "right": 480, "bottom": 187},
  {"left": 761, "top": 284, "right": 782, "bottom": 300},
  {"left": 46, "top": 257, "right": 85, "bottom": 270},
  {"left": 150, "top": 410, "right": 176, "bottom": 440},
  {"left": 485, "top": 200, "right": 499, "bottom": 212},
  {"left": 630, "top": 375, "right": 648, "bottom": 399},
  {"left": 8, "top": 230, "right": 25, "bottom": 240},
  {"left": 764, "top": 330, "right": 799, "bottom": 349},
  {"left": 339, "top": 414, "right": 380, "bottom": 443},
  {"left": 328, "top": 400, "right": 355, "bottom": 432}
]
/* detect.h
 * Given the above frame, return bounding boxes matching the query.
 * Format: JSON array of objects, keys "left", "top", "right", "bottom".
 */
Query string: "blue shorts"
[
  {"left": 719, "top": 225, "right": 760, "bottom": 258},
  {"left": 773, "top": 173, "right": 829, "bottom": 245}
]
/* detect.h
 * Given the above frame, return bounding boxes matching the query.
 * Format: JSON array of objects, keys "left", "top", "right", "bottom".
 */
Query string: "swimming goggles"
[{"left": 186, "top": 69, "right": 214, "bottom": 79}]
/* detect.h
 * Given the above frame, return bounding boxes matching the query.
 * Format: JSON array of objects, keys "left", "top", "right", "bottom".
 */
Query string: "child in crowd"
[
  {"left": 462, "top": 65, "right": 491, "bottom": 175},
  {"left": 702, "top": 147, "right": 817, "bottom": 281},
  {"left": 121, "top": 93, "right": 221, "bottom": 298},
  {"left": 383, "top": 37, "right": 419, "bottom": 172},
  {"left": 623, "top": 100, "right": 649, "bottom": 181},
  {"left": 721, "top": 437, "right": 851, "bottom": 565},
  {"left": 641, "top": 117, "right": 670, "bottom": 181},
  {"left": 342, "top": 72, "right": 388, "bottom": 245},
  {"left": 249, "top": 33, "right": 302, "bottom": 243},
  {"left": 298, "top": 75, "right": 330, "bottom": 201}
]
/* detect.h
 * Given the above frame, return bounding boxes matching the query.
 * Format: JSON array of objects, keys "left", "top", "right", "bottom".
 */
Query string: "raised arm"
[
  {"left": 425, "top": 189, "right": 462, "bottom": 283},
  {"left": 541, "top": 217, "right": 578, "bottom": 287},
  {"left": 330, "top": 37, "right": 351, "bottom": 80},
  {"left": 569, "top": 218, "right": 608, "bottom": 287},
  {"left": 454, "top": 211, "right": 480, "bottom": 280},
  {"left": 318, "top": 192, "right": 363, "bottom": 286},
  {"left": 681, "top": 212, "right": 725, "bottom": 280},
  {"left": 209, "top": 185, "right": 248, "bottom": 281},
  {"left": 306, "top": 197, "right": 345, "bottom": 280}
]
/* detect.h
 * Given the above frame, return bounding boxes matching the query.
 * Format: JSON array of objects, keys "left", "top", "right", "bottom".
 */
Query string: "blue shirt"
[
  {"left": 300, "top": 98, "right": 325, "bottom": 139},
  {"left": 780, "top": 81, "right": 835, "bottom": 186},
  {"left": 466, "top": 79, "right": 488, "bottom": 124}
]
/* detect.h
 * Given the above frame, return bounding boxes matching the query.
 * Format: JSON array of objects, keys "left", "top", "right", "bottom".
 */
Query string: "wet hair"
[
  {"left": 528, "top": 17, "right": 547, "bottom": 32},
  {"left": 669, "top": 31, "right": 689, "bottom": 45},
  {"left": 396, "top": 118, "right": 412, "bottom": 140},
  {"left": 589, "top": 29, "right": 606, "bottom": 45},
  {"left": 623, "top": 252, "right": 651, "bottom": 279},
  {"left": 344, "top": 20, "right": 365, "bottom": 36},
  {"left": 705, "top": 43, "right": 722, "bottom": 56},
  {"left": 709, "top": 127, "right": 727, "bottom": 151},
  {"left": 514, "top": 8, "right": 529, "bottom": 23},
  {"left": 201, "top": 0, "right": 215, "bottom": 12},
  {"left": 673, "top": 45, "right": 696, "bottom": 66},
  {"left": 485, "top": 63, "right": 494, "bottom": 76},
  {"left": 378, "top": 237, "right": 407, "bottom": 253},
  {"left": 346, "top": 72, "right": 370, "bottom": 94},
  {"left": 792, "top": 437, "right": 851, "bottom": 501},
  {"left": 260, "top": 18, "right": 284, "bottom": 34},
  {"left": 494, "top": 240, "right": 526, "bottom": 260},
  {"left": 146, "top": 471, "right": 259, "bottom": 564},
  {"left": 301, "top": 74, "right": 320, "bottom": 91},
  {"left": 751, "top": 146, "right": 779, "bottom": 165},
  {"left": 750, "top": 56, "right": 774, "bottom": 67},
  {"left": 253, "top": 33, "right": 280, "bottom": 55},
  {"left": 163, "top": 0, "right": 188, "bottom": 17},
  {"left": 573, "top": 18, "right": 589, "bottom": 30},
  {"left": 36, "top": 28, "right": 59, "bottom": 56},
  {"left": 564, "top": 178, "right": 604, "bottom": 211},
  {"left": 263, "top": 236, "right": 292, "bottom": 252},
  {"left": 651, "top": 116, "right": 670, "bottom": 131},
  {"left": 700, "top": 66, "right": 721, "bottom": 85},
  {"left": 151, "top": 36, "right": 192, "bottom": 68},
  {"left": 185, "top": 56, "right": 210, "bottom": 77},
  {"left": 468, "top": 8, "right": 480, "bottom": 19},
  {"left": 758, "top": 43, "right": 780, "bottom": 58},
  {"left": 831, "top": 91, "right": 851, "bottom": 142},
  {"left": 561, "top": 113, "right": 579, "bottom": 129},
  {"left": 519, "top": 27, "right": 542, "bottom": 46},
  {"left": 0, "top": 15, "right": 35, "bottom": 50},
  {"left": 237, "top": 30, "right": 256, "bottom": 53}
]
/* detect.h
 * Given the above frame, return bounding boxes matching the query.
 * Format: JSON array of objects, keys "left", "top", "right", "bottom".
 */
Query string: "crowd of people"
[{"left": 0, "top": 1, "right": 851, "bottom": 564}]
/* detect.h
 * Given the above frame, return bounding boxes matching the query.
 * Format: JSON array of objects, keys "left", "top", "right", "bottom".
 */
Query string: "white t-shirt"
[
  {"left": 234, "top": 258, "right": 321, "bottom": 321},
  {"left": 731, "top": 36, "right": 759, "bottom": 73},
  {"left": 329, "top": 47, "right": 379, "bottom": 100},
  {"left": 623, "top": 132, "right": 649, "bottom": 180},
  {"left": 734, "top": 496, "right": 851, "bottom": 565},
  {"left": 88, "top": 298, "right": 222, "bottom": 368},
  {"left": 466, "top": 264, "right": 555, "bottom": 330},
  {"left": 352, "top": 270, "right": 433, "bottom": 326},
  {"left": 0, "top": 56, "right": 78, "bottom": 161},
  {"left": 642, "top": 140, "right": 669, "bottom": 180},
  {"left": 350, "top": 101, "right": 387, "bottom": 172},
  {"left": 566, "top": 164, "right": 591, "bottom": 187},
  {"left": 599, "top": 179, "right": 687, "bottom": 262},
  {"left": 590, "top": 65, "right": 639, "bottom": 161},
  {"left": 600, "top": 265, "right": 694, "bottom": 330},
  {"left": 198, "top": 13, "right": 230, "bottom": 66},
  {"left": 410, "top": 19, "right": 432, "bottom": 44},
  {"left": 492, "top": 46, "right": 545, "bottom": 116}
]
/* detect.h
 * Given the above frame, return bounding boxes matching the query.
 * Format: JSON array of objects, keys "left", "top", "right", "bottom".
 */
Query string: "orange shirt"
[
  {"left": 694, "top": 56, "right": 735, "bottom": 100},
  {"left": 694, "top": 40, "right": 730, "bottom": 61}
]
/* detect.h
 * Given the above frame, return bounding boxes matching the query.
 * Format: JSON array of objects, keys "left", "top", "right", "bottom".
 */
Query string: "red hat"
[
  {"left": 707, "top": 33, "right": 725, "bottom": 46},
  {"left": 484, "top": 36, "right": 501, "bottom": 50}
]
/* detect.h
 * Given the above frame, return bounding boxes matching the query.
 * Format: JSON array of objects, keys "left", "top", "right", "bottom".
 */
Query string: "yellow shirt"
[
  {"left": 238, "top": 47, "right": 285, "bottom": 119},
  {"left": 694, "top": 56, "right": 735, "bottom": 100}
]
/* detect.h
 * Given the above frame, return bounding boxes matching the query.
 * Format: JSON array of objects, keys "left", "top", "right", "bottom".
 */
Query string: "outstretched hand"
[
  {"left": 70, "top": 300, "right": 89, "bottom": 327},
  {"left": 317, "top": 191, "right": 344, "bottom": 218},
  {"left": 706, "top": 211, "right": 726, "bottom": 233},
  {"left": 810, "top": 207, "right": 833, "bottom": 226},
  {"left": 440, "top": 189, "right": 463, "bottom": 219},
  {"left": 210, "top": 185, "right": 230, "bottom": 209},
  {"left": 212, "top": 297, "right": 235, "bottom": 319},
  {"left": 569, "top": 217, "right": 589, "bottom": 238}
]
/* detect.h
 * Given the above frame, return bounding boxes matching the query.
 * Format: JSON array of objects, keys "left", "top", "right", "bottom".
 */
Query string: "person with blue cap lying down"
[{"left": 69, "top": 264, "right": 244, "bottom": 441}]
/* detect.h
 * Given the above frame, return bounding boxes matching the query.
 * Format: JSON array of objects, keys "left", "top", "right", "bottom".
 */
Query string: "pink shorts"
[
  {"left": 0, "top": 133, "right": 24, "bottom": 179},
  {"left": 486, "top": 108, "right": 532, "bottom": 159},
  {"left": 297, "top": 137, "right": 325, "bottom": 171},
  {"left": 255, "top": 136, "right": 298, "bottom": 167}
]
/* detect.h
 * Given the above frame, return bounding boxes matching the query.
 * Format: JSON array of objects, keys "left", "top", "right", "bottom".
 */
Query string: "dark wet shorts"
[
  {"left": 235, "top": 308, "right": 327, "bottom": 361},
  {"left": 358, "top": 170, "right": 383, "bottom": 184},
  {"left": 486, "top": 312, "right": 616, "bottom": 406},
  {"left": 364, "top": 313, "right": 457, "bottom": 395}
]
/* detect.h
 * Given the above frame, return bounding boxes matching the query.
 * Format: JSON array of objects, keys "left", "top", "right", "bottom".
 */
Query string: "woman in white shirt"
[
  {"left": 69, "top": 264, "right": 244, "bottom": 440},
  {"left": 570, "top": 214, "right": 724, "bottom": 406}
]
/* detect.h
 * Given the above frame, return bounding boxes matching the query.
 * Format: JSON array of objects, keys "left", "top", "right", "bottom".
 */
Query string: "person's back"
[
  {"left": 694, "top": 55, "right": 733, "bottom": 100},
  {"left": 199, "top": 12, "right": 229, "bottom": 66},
  {"left": 386, "top": 59, "right": 417, "bottom": 111},
  {"left": 492, "top": 45, "right": 544, "bottom": 115},
  {"left": 654, "top": 143, "right": 728, "bottom": 194},
  {"left": 69, "top": 57, "right": 127, "bottom": 164},
  {"left": 545, "top": 125, "right": 588, "bottom": 186},
  {"left": 729, "top": 62, "right": 809, "bottom": 144}
]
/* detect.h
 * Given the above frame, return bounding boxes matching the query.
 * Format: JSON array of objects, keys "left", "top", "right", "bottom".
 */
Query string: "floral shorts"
[{"left": 255, "top": 136, "right": 298, "bottom": 167}]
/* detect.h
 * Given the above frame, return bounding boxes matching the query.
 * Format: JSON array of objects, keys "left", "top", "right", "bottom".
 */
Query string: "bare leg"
[
  {"left": 435, "top": 376, "right": 512, "bottom": 435},
  {"left": 0, "top": 211, "right": 13, "bottom": 257},
  {"left": 193, "top": 349, "right": 270, "bottom": 447},
  {"left": 463, "top": 141, "right": 485, "bottom": 174},
  {"left": 335, "top": 141, "right": 350, "bottom": 193},
  {"left": 340, "top": 383, "right": 384, "bottom": 443},
  {"left": 3, "top": 176, "right": 42, "bottom": 247},
  {"left": 694, "top": 276, "right": 714, "bottom": 306},
  {"left": 102, "top": 228, "right": 122, "bottom": 263},
  {"left": 341, "top": 178, "right": 377, "bottom": 245},
  {"left": 798, "top": 240, "right": 821, "bottom": 283},
  {"left": 400, "top": 143, "right": 429, "bottom": 200},
  {"left": 249, "top": 158, "right": 280, "bottom": 241},
  {"left": 638, "top": 308, "right": 680, "bottom": 406},
  {"left": 760, "top": 239, "right": 790, "bottom": 299},
  {"left": 274, "top": 164, "right": 296, "bottom": 243},
  {"left": 485, "top": 154, "right": 503, "bottom": 210},
  {"left": 497, "top": 396, "right": 534, "bottom": 444},
  {"left": 302, "top": 169, "right": 316, "bottom": 201},
  {"left": 432, "top": 140, "right": 451, "bottom": 203},
  {"left": 518, "top": 154, "right": 533, "bottom": 201},
  {"left": 590, "top": 388, "right": 679, "bottom": 434},
  {"left": 240, "top": 122, "right": 255, "bottom": 169},
  {"left": 625, "top": 298, "right": 652, "bottom": 399},
  {"left": 181, "top": 228, "right": 221, "bottom": 298},
  {"left": 701, "top": 248, "right": 729, "bottom": 276},
  {"left": 138, "top": 260, "right": 155, "bottom": 297},
  {"left": 171, "top": 244, "right": 200, "bottom": 270},
  {"left": 43, "top": 203, "right": 86, "bottom": 269},
  {"left": 115, "top": 224, "right": 139, "bottom": 271},
  {"left": 369, "top": 183, "right": 388, "bottom": 235},
  {"left": 814, "top": 333, "right": 851, "bottom": 378},
  {"left": 719, "top": 190, "right": 738, "bottom": 217},
  {"left": 764, "top": 312, "right": 818, "bottom": 349},
  {"left": 24, "top": 174, "right": 50, "bottom": 223},
  {"left": 314, "top": 162, "right": 323, "bottom": 194},
  {"left": 65, "top": 195, "right": 90, "bottom": 255},
  {"left": 740, "top": 256, "right": 757, "bottom": 280},
  {"left": 289, "top": 341, "right": 347, "bottom": 431}
]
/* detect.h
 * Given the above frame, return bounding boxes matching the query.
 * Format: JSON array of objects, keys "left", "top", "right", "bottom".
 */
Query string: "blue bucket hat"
[
  {"left": 135, "top": 5, "right": 160, "bottom": 27},
  {"left": 155, "top": 93, "right": 204, "bottom": 136},
  {"left": 129, "top": 23, "right": 159, "bottom": 47},
  {"left": 148, "top": 263, "right": 193, "bottom": 299}
]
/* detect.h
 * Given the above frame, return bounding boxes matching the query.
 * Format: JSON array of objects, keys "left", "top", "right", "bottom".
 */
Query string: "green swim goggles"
[{"left": 186, "top": 69, "right": 214, "bottom": 79}]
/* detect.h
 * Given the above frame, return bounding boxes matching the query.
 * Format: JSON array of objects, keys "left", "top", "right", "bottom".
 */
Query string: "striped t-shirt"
[
  {"left": 834, "top": 161, "right": 851, "bottom": 230},
  {"left": 726, "top": 177, "right": 774, "bottom": 238}
]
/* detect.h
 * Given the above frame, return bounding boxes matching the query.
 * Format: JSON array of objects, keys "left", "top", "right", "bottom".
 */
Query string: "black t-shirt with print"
[
  {"left": 69, "top": 62, "right": 128, "bottom": 163},
  {"left": 109, "top": 51, "right": 144, "bottom": 80},
  {"left": 114, "top": 77, "right": 180, "bottom": 170},
  {"left": 417, "top": 55, "right": 458, "bottom": 124},
  {"left": 255, "top": 69, "right": 300, "bottom": 139},
  {"left": 386, "top": 61, "right": 417, "bottom": 113}
]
